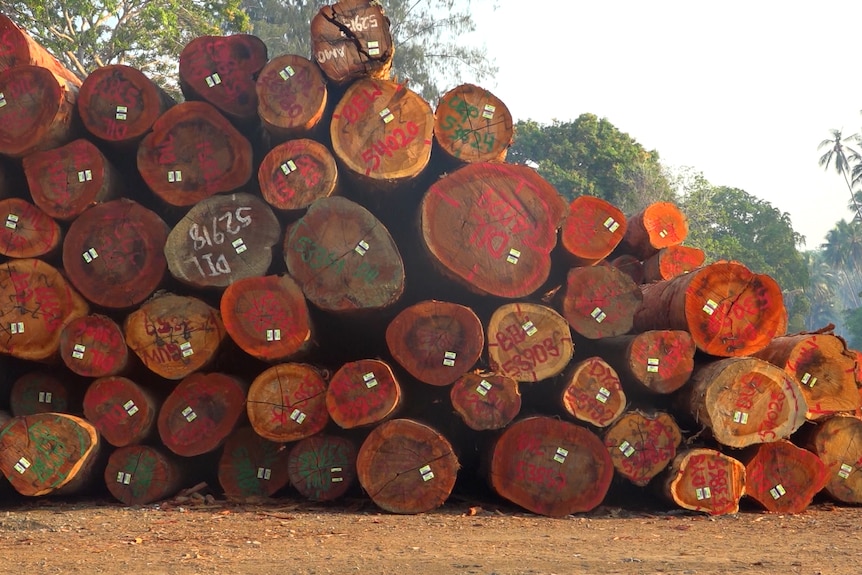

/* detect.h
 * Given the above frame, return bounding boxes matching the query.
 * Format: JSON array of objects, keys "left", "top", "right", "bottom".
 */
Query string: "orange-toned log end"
[
  {"left": 221, "top": 275, "right": 313, "bottom": 363},
  {"left": 217, "top": 427, "right": 292, "bottom": 500},
  {"left": 326, "top": 359, "right": 401, "bottom": 429},
  {"left": 178, "top": 34, "right": 268, "bottom": 122},
  {"left": 104, "top": 445, "right": 185, "bottom": 505},
  {"left": 0, "top": 412, "right": 99, "bottom": 496},
  {"left": 753, "top": 333, "right": 861, "bottom": 420},
  {"left": 136, "top": 101, "right": 252, "bottom": 207},
  {"left": 124, "top": 293, "right": 226, "bottom": 380},
  {"left": 386, "top": 300, "right": 485, "bottom": 386},
  {"left": 77, "top": 64, "right": 174, "bottom": 145},
  {"left": 642, "top": 245, "right": 706, "bottom": 283},
  {"left": 59, "top": 314, "right": 128, "bottom": 377},
  {"left": 258, "top": 139, "right": 338, "bottom": 212},
  {"left": 560, "top": 265, "right": 643, "bottom": 339},
  {"left": 0, "top": 258, "right": 89, "bottom": 361},
  {"left": 310, "top": 0, "right": 394, "bottom": 85},
  {"left": 284, "top": 196, "right": 405, "bottom": 313},
  {"left": 357, "top": 418, "right": 458, "bottom": 514},
  {"left": 450, "top": 372, "right": 521, "bottom": 431},
  {"left": 603, "top": 410, "right": 682, "bottom": 487},
  {"left": 330, "top": 77, "right": 432, "bottom": 185},
  {"left": 421, "top": 162, "right": 567, "bottom": 298},
  {"left": 165, "top": 192, "right": 281, "bottom": 289},
  {"left": 0, "top": 14, "right": 81, "bottom": 86},
  {"left": 609, "top": 254, "right": 644, "bottom": 285},
  {"left": 0, "top": 198, "right": 62, "bottom": 258},
  {"left": 808, "top": 415, "right": 862, "bottom": 504},
  {"left": 63, "top": 199, "right": 168, "bottom": 309},
  {"left": 490, "top": 416, "right": 613, "bottom": 517},
  {"left": 157, "top": 372, "right": 247, "bottom": 458},
  {"left": 0, "top": 65, "right": 78, "bottom": 158},
  {"left": 82, "top": 376, "right": 158, "bottom": 448},
  {"left": 486, "top": 302, "right": 574, "bottom": 383},
  {"left": 287, "top": 434, "right": 358, "bottom": 502},
  {"left": 599, "top": 330, "right": 696, "bottom": 395},
  {"left": 434, "top": 83, "right": 514, "bottom": 164},
  {"left": 635, "top": 261, "right": 787, "bottom": 357},
  {"left": 664, "top": 448, "right": 746, "bottom": 516},
  {"left": 560, "top": 196, "right": 627, "bottom": 266},
  {"left": 687, "top": 357, "right": 808, "bottom": 449},
  {"left": 247, "top": 363, "right": 329, "bottom": 443},
  {"left": 561, "top": 357, "right": 626, "bottom": 428},
  {"left": 256, "top": 55, "right": 327, "bottom": 141},
  {"left": 619, "top": 201, "right": 688, "bottom": 260},
  {"left": 743, "top": 439, "right": 828, "bottom": 513},
  {"left": 9, "top": 372, "right": 75, "bottom": 416}
]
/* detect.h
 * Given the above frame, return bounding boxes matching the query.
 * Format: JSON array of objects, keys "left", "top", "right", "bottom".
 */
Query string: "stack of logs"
[{"left": 1, "top": 2, "right": 862, "bottom": 517}]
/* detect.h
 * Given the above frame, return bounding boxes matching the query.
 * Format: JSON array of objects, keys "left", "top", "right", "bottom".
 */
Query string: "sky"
[{"left": 463, "top": 1, "right": 862, "bottom": 249}]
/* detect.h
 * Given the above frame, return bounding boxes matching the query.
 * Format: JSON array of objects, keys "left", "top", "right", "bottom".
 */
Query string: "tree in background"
[
  {"left": 818, "top": 127, "right": 862, "bottom": 222},
  {"left": 243, "top": 0, "right": 497, "bottom": 103}
]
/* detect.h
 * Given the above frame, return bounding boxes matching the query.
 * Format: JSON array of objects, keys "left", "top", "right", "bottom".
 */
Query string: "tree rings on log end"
[
  {"left": 450, "top": 372, "right": 521, "bottom": 431},
  {"left": 0, "top": 198, "right": 61, "bottom": 259},
  {"left": 560, "top": 265, "right": 642, "bottom": 339},
  {"left": 642, "top": 245, "right": 706, "bottom": 283},
  {"left": 434, "top": 83, "right": 513, "bottom": 163},
  {"left": 288, "top": 434, "right": 358, "bottom": 501},
  {"left": 59, "top": 314, "right": 128, "bottom": 378},
  {"left": 104, "top": 445, "right": 185, "bottom": 505},
  {"left": 561, "top": 357, "right": 626, "bottom": 428},
  {"left": 326, "top": 359, "right": 401, "bottom": 429},
  {"left": 744, "top": 439, "right": 828, "bottom": 513},
  {"left": 664, "top": 448, "right": 746, "bottom": 516},
  {"left": 619, "top": 201, "right": 688, "bottom": 259},
  {"left": 247, "top": 363, "right": 329, "bottom": 443},
  {"left": 603, "top": 410, "right": 681, "bottom": 487},
  {"left": 599, "top": 330, "right": 696, "bottom": 395},
  {"left": 560, "top": 196, "right": 627, "bottom": 266},
  {"left": 10, "top": 372, "right": 75, "bottom": 416},
  {"left": 83, "top": 376, "right": 158, "bottom": 448},
  {"left": 257, "top": 55, "right": 327, "bottom": 141},
  {"left": 258, "top": 139, "right": 338, "bottom": 212},
  {"left": 218, "top": 427, "right": 292, "bottom": 500},
  {"left": 808, "top": 415, "right": 862, "bottom": 504}
]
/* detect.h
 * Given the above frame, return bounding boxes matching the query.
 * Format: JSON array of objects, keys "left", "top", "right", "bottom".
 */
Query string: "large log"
[
  {"left": 283, "top": 196, "right": 405, "bottom": 313},
  {"left": 104, "top": 445, "right": 185, "bottom": 505},
  {"left": 559, "top": 356, "right": 626, "bottom": 428},
  {"left": 603, "top": 410, "right": 682, "bottom": 487},
  {"left": 124, "top": 292, "right": 226, "bottom": 380},
  {"left": 0, "top": 14, "right": 82, "bottom": 86},
  {"left": 807, "top": 415, "right": 862, "bottom": 504},
  {"left": 256, "top": 54, "right": 328, "bottom": 142},
  {"left": 326, "top": 358, "right": 401, "bottom": 429},
  {"left": 663, "top": 448, "right": 746, "bottom": 516},
  {"left": 594, "top": 330, "right": 696, "bottom": 395},
  {"left": 618, "top": 201, "right": 688, "bottom": 260},
  {"left": 449, "top": 372, "right": 521, "bottom": 431},
  {"left": 0, "top": 197, "right": 62, "bottom": 259},
  {"left": 217, "top": 426, "right": 292, "bottom": 500},
  {"left": 559, "top": 265, "right": 643, "bottom": 339},
  {"left": 642, "top": 245, "right": 706, "bottom": 283},
  {"left": 258, "top": 139, "right": 339, "bottom": 212},
  {"left": 489, "top": 416, "right": 614, "bottom": 517},
  {"left": 246, "top": 363, "right": 329, "bottom": 443},
  {"left": 433, "top": 83, "right": 514, "bottom": 164},
  {"left": 82, "top": 376, "right": 159, "bottom": 448},
  {"left": 59, "top": 314, "right": 129, "bottom": 378},
  {"left": 9, "top": 371, "right": 79, "bottom": 416},
  {"left": 136, "top": 101, "right": 253, "bottom": 207},
  {"left": 743, "top": 439, "right": 828, "bottom": 513},
  {"left": 421, "top": 162, "right": 567, "bottom": 298},
  {"left": 486, "top": 302, "right": 574, "bottom": 383},
  {"left": 559, "top": 195, "right": 627, "bottom": 266},
  {"left": 356, "top": 418, "right": 458, "bottom": 514},
  {"left": 0, "top": 258, "right": 89, "bottom": 361},
  {"left": 62, "top": 198, "right": 168, "bottom": 309},
  {"left": 164, "top": 192, "right": 281, "bottom": 289},
  {"left": 287, "top": 434, "right": 358, "bottom": 502},
  {"left": 634, "top": 261, "right": 787, "bottom": 357}
]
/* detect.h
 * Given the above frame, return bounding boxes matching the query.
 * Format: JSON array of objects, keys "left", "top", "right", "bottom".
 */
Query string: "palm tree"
[{"left": 819, "top": 128, "right": 862, "bottom": 221}]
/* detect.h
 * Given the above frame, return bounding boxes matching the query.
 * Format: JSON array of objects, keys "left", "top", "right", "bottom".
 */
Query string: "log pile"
[{"left": 0, "top": 3, "right": 860, "bottom": 518}]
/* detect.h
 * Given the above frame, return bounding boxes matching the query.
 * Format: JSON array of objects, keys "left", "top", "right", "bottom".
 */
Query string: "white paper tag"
[
  {"left": 368, "top": 40, "right": 380, "bottom": 56},
  {"left": 82, "top": 247, "right": 99, "bottom": 263},
  {"left": 116, "top": 471, "right": 132, "bottom": 485},
  {"left": 290, "top": 409, "right": 306, "bottom": 424},
  {"left": 482, "top": 103, "right": 496, "bottom": 120},
  {"left": 475, "top": 379, "right": 492, "bottom": 396},
  {"left": 182, "top": 406, "right": 197, "bottom": 422},
  {"left": 553, "top": 446, "right": 569, "bottom": 464},
  {"left": 801, "top": 372, "right": 817, "bottom": 388},
  {"left": 419, "top": 464, "right": 434, "bottom": 481},
  {"left": 591, "top": 307, "right": 607, "bottom": 323},
  {"left": 595, "top": 387, "right": 611, "bottom": 404},
  {"left": 702, "top": 299, "right": 718, "bottom": 315},
  {"left": 14, "top": 457, "right": 30, "bottom": 474},
  {"left": 647, "top": 357, "right": 660, "bottom": 373},
  {"left": 603, "top": 217, "right": 620, "bottom": 233},
  {"left": 769, "top": 484, "right": 786, "bottom": 500},
  {"left": 257, "top": 467, "right": 272, "bottom": 480},
  {"left": 38, "top": 391, "right": 53, "bottom": 403},
  {"left": 124, "top": 400, "right": 138, "bottom": 417},
  {"left": 506, "top": 248, "right": 521, "bottom": 264},
  {"left": 77, "top": 169, "right": 93, "bottom": 182},
  {"left": 839, "top": 463, "right": 854, "bottom": 479},
  {"left": 279, "top": 66, "right": 296, "bottom": 80},
  {"left": 266, "top": 329, "right": 282, "bottom": 342},
  {"left": 72, "top": 343, "right": 86, "bottom": 360},
  {"left": 443, "top": 351, "right": 457, "bottom": 367},
  {"left": 619, "top": 440, "right": 635, "bottom": 458},
  {"left": 115, "top": 105, "right": 128, "bottom": 120},
  {"left": 363, "top": 372, "right": 378, "bottom": 389},
  {"left": 733, "top": 411, "right": 749, "bottom": 424},
  {"left": 5, "top": 213, "right": 18, "bottom": 229},
  {"left": 180, "top": 341, "right": 193, "bottom": 357},
  {"left": 232, "top": 237, "right": 247, "bottom": 254},
  {"left": 10, "top": 321, "right": 24, "bottom": 335},
  {"left": 355, "top": 239, "right": 370, "bottom": 256},
  {"left": 695, "top": 487, "right": 712, "bottom": 500},
  {"left": 0, "top": 93, "right": 6, "bottom": 108},
  {"left": 205, "top": 73, "right": 222, "bottom": 87},
  {"left": 167, "top": 170, "right": 182, "bottom": 183},
  {"left": 379, "top": 107, "right": 394, "bottom": 123},
  {"left": 522, "top": 321, "right": 538, "bottom": 337}
]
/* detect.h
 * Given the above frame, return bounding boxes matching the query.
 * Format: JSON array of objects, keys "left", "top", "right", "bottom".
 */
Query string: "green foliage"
[
  {"left": 843, "top": 306, "right": 862, "bottom": 350},
  {"left": 805, "top": 250, "right": 841, "bottom": 331},
  {"left": 506, "top": 114, "right": 675, "bottom": 214}
]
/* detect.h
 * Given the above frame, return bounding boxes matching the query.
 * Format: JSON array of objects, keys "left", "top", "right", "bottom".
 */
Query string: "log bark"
[
  {"left": 808, "top": 415, "right": 862, "bottom": 504},
  {"left": 559, "top": 356, "right": 626, "bottom": 428},
  {"left": 157, "top": 372, "right": 247, "bottom": 457},
  {"left": 9, "top": 371, "right": 79, "bottom": 416},
  {"left": 385, "top": 300, "right": 485, "bottom": 386},
  {"left": 752, "top": 332, "right": 861, "bottom": 420},
  {"left": 62, "top": 198, "right": 168, "bottom": 309},
  {"left": 136, "top": 101, "right": 253, "bottom": 207},
  {"left": 603, "top": 410, "right": 682, "bottom": 486},
  {"left": 642, "top": 245, "right": 706, "bottom": 283},
  {"left": 221, "top": 274, "right": 314, "bottom": 363},
  {"left": 421, "top": 162, "right": 567, "bottom": 298},
  {"left": 0, "top": 65, "right": 79, "bottom": 158},
  {"left": 164, "top": 192, "right": 280, "bottom": 289},
  {"left": 608, "top": 254, "right": 644, "bottom": 285},
  {"left": 310, "top": 0, "right": 394, "bottom": 85},
  {"left": 0, "top": 197, "right": 62, "bottom": 259},
  {"left": 124, "top": 292, "right": 226, "bottom": 380},
  {"left": 59, "top": 314, "right": 129, "bottom": 378},
  {"left": 449, "top": 372, "right": 521, "bottom": 431},
  {"left": 559, "top": 196, "right": 627, "bottom": 266},
  {"left": 178, "top": 34, "right": 268, "bottom": 123},
  {"left": 330, "top": 77, "right": 433, "bottom": 186},
  {"left": 634, "top": 261, "right": 787, "bottom": 357},
  {"left": 686, "top": 357, "right": 808, "bottom": 448},
  {"left": 594, "top": 330, "right": 696, "bottom": 395},
  {"left": 433, "top": 83, "right": 514, "bottom": 164},
  {"left": 618, "top": 201, "right": 688, "bottom": 260},
  {"left": 326, "top": 358, "right": 401, "bottom": 429},
  {"left": 77, "top": 64, "right": 175, "bottom": 145},
  {"left": 283, "top": 196, "right": 405, "bottom": 313},
  {"left": 82, "top": 376, "right": 159, "bottom": 448},
  {"left": 559, "top": 265, "right": 643, "bottom": 339},
  {"left": 0, "top": 258, "right": 89, "bottom": 361},
  {"left": 0, "top": 14, "right": 82, "bottom": 86},
  {"left": 258, "top": 139, "right": 339, "bottom": 212},
  {"left": 287, "top": 434, "right": 358, "bottom": 502},
  {"left": 104, "top": 445, "right": 185, "bottom": 505},
  {"left": 256, "top": 54, "right": 328, "bottom": 142},
  {"left": 486, "top": 302, "right": 574, "bottom": 383},
  {"left": 356, "top": 418, "right": 458, "bottom": 514},
  {"left": 743, "top": 439, "right": 828, "bottom": 513},
  {"left": 217, "top": 426, "right": 292, "bottom": 500},
  {"left": 246, "top": 363, "right": 329, "bottom": 442},
  {"left": 489, "top": 416, "right": 614, "bottom": 517},
  {"left": 663, "top": 448, "right": 746, "bottom": 516}
]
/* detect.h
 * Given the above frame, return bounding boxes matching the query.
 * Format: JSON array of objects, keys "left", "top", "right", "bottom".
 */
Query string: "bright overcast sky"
[{"left": 465, "top": 1, "right": 862, "bottom": 249}]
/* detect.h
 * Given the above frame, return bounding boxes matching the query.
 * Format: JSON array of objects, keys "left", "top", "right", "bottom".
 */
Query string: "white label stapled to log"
[
  {"left": 232, "top": 238, "right": 247, "bottom": 254},
  {"left": 419, "top": 464, "right": 434, "bottom": 482},
  {"left": 180, "top": 341, "right": 194, "bottom": 357},
  {"left": 279, "top": 66, "right": 296, "bottom": 80},
  {"left": 116, "top": 471, "right": 132, "bottom": 485},
  {"left": 522, "top": 320, "right": 538, "bottom": 337},
  {"left": 619, "top": 440, "right": 635, "bottom": 458},
  {"left": 695, "top": 487, "right": 712, "bottom": 500},
  {"left": 443, "top": 351, "right": 457, "bottom": 367},
  {"left": 367, "top": 40, "right": 380, "bottom": 56},
  {"left": 475, "top": 379, "right": 492, "bottom": 397},
  {"left": 5, "top": 213, "right": 19, "bottom": 229},
  {"left": 71, "top": 343, "right": 86, "bottom": 360},
  {"left": 77, "top": 169, "right": 93, "bottom": 183},
  {"left": 257, "top": 467, "right": 272, "bottom": 480},
  {"left": 167, "top": 170, "right": 182, "bottom": 183},
  {"left": 280, "top": 160, "right": 297, "bottom": 175},
  {"left": 14, "top": 457, "right": 30, "bottom": 474},
  {"left": 0, "top": 93, "right": 6, "bottom": 107},
  {"left": 38, "top": 391, "right": 53, "bottom": 404},
  {"left": 839, "top": 463, "right": 854, "bottom": 479},
  {"left": 355, "top": 239, "right": 370, "bottom": 256},
  {"left": 591, "top": 307, "right": 607, "bottom": 323},
  {"left": 266, "top": 329, "right": 282, "bottom": 342},
  {"left": 123, "top": 400, "right": 139, "bottom": 417},
  {"left": 603, "top": 217, "right": 620, "bottom": 233},
  {"left": 82, "top": 247, "right": 99, "bottom": 263},
  {"left": 659, "top": 229, "right": 669, "bottom": 238},
  {"left": 553, "top": 446, "right": 569, "bottom": 464},
  {"left": 290, "top": 409, "right": 306, "bottom": 424},
  {"left": 801, "top": 372, "right": 817, "bottom": 388},
  {"left": 205, "top": 73, "right": 222, "bottom": 87},
  {"left": 10, "top": 321, "right": 24, "bottom": 335},
  {"left": 482, "top": 103, "right": 496, "bottom": 119},
  {"left": 595, "top": 387, "right": 611, "bottom": 404},
  {"left": 379, "top": 107, "right": 394, "bottom": 123},
  {"left": 182, "top": 406, "right": 197, "bottom": 422},
  {"left": 733, "top": 411, "right": 749, "bottom": 425},
  {"left": 363, "top": 372, "right": 378, "bottom": 389},
  {"left": 331, "top": 467, "right": 343, "bottom": 482},
  {"left": 115, "top": 105, "right": 128, "bottom": 121},
  {"left": 506, "top": 248, "right": 521, "bottom": 264},
  {"left": 702, "top": 299, "right": 719, "bottom": 315},
  {"left": 647, "top": 358, "right": 660, "bottom": 373},
  {"left": 769, "top": 484, "right": 786, "bottom": 500}
]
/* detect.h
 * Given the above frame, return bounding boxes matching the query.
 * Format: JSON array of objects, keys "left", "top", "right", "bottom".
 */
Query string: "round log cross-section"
[
  {"left": 0, "top": 198, "right": 62, "bottom": 259},
  {"left": 256, "top": 54, "right": 327, "bottom": 141},
  {"left": 421, "top": 162, "right": 567, "bottom": 298},
  {"left": 664, "top": 448, "right": 746, "bottom": 516},
  {"left": 642, "top": 245, "right": 706, "bottom": 283},
  {"left": 258, "top": 139, "right": 338, "bottom": 212},
  {"left": 325, "top": 358, "right": 402, "bottom": 429},
  {"left": 743, "top": 439, "right": 828, "bottom": 513},
  {"left": 217, "top": 426, "right": 292, "bottom": 500},
  {"left": 560, "top": 357, "right": 626, "bottom": 428},
  {"left": 246, "top": 363, "right": 329, "bottom": 443},
  {"left": 808, "top": 415, "right": 862, "bottom": 504},
  {"left": 595, "top": 330, "right": 696, "bottom": 395},
  {"left": 618, "top": 201, "right": 689, "bottom": 260},
  {"left": 449, "top": 372, "right": 521, "bottom": 431},
  {"left": 603, "top": 410, "right": 682, "bottom": 487},
  {"left": 559, "top": 265, "right": 643, "bottom": 340},
  {"left": 356, "top": 418, "right": 458, "bottom": 514},
  {"left": 434, "top": 83, "right": 514, "bottom": 164},
  {"left": 287, "top": 434, "right": 358, "bottom": 502},
  {"left": 59, "top": 314, "right": 129, "bottom": 378},
  {"left": 9, "top": 371, "right": 76, "bottom": 416},
  {"left": 83, "top": 376, "right": 159, "bottom": 448},
  {"left": 104, "top": 445, "right": 185, "bottom": 505},
  {"left": 559, "top": 195, "right": 627, "bottom": 267}
]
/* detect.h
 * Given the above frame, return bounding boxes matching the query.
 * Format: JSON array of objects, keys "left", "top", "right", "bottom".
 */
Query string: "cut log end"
[
  {"left": 664, "top": 448, "right": 746, "bottom": 516},
  {"left": 247, "top": 363, "right": 329, "bottom": 442},
  {"left": 619, "top": 201, "right": 688, "bottom": 259},
  {"left": 744, "top": 439, "right": 828, "bottom": 513},
  {"left": 256, "top": 55, "right": 327, "bottom": 140},
  {"left": 450, "top": 373, "right": 521, "bottom": 431},
  {"left": 809, "top": 415, "right": 862, "bottom": 504},
  {"left": 287, "top": 434, "right": 358, "bottom": 501},
  {"left": 560, "top": 265, "right": 643, "bottom": 339},
  {"left": 434, "top": 83, "right": 514, "bottom": 164},
  {"left": 561, "top": 357, "right": 626, "bottom": 428},
  {"left": 218, "top": 427, "right": 292, "bottom": 499},
  {"left": 560, "top": 196, "right": 627, "bottom": 266},
  {"left": 10, "top": 372, "right": 75, "bottom": 417},
  {"left": 83, "top": 376, "right": 158, "bottom": 448},
  {"left": 0, "top": 198, "right": 62, "bottom": 259},
  {"left": 258, "top": 139, "right": 338, "bottom": 212},
  {"left": 59, "top": 314, "right": 129, "bottom": 378},
  {"left": 603, "top": 410, "right": 682, "bottom": 486},
  {"left": 642, "top": 245, "right": 706, "bottom": 283},
  {"left": 325, "top": 359, "right": 401, "bottom": 429},
  {"left": 104, "top": 445, "right": 185, "bottom": 505}
]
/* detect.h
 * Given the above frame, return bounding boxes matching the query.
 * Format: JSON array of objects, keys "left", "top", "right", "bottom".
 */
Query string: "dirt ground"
[{"left": 0, "top": 494, "right": 860, "bottom": 575}]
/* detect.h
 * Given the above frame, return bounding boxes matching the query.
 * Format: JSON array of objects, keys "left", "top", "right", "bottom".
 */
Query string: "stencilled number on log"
[{"left": 186, "top": 207, "right": 252, "bottom": 278}]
